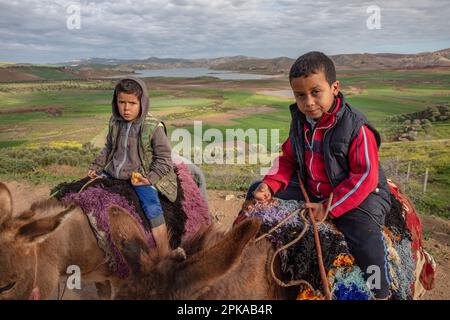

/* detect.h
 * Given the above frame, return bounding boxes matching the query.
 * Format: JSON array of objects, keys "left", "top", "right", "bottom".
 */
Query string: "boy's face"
[
  {"left": 117, "top": 92, "right": 141, "bottom": 122},
  {"left": 290, "top": 70, "right": 339, "bottom": 120}
]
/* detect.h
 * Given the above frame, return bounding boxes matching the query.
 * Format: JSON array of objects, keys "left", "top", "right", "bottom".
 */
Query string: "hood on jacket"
[{"left": 111, "top": 77, "right": 150, "bottom": 123}]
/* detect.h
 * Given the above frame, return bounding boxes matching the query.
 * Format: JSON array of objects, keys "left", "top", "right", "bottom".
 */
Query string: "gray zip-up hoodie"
[{"left": 90, "top": 77, "right": 173, "bottom": 183}]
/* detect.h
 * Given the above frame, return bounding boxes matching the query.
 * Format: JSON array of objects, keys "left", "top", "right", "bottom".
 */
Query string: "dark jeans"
[
  {"left": 133, "top": 185, "right": 165, "bottom": 228},
  {"left": 333, "top": 208, "right": 391, "bottom": 298},
  {"left": 246, "top": 176, "right": 391, "bottom": 299}
]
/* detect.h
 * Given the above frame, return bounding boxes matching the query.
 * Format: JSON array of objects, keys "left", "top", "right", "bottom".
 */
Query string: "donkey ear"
[
  {"left": 179, "top": 218, "right": 261, "bottom": 293},
  {"left": 16, "top": 205, "right": 75, "bottom": 244},
  {"left": 0, "top": 182, "right": 13, "bottom": 226},
  {"left": 108, "top": 205, "right": 150, "bottom": 276}
]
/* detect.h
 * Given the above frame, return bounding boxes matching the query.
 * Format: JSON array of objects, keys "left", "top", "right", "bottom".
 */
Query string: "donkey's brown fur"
[
  {"left": 0, "top": 183, "right": 120, "bottom": 300},
  {"left": 109, "top": 206, "right": 297, "bottom": 300}
]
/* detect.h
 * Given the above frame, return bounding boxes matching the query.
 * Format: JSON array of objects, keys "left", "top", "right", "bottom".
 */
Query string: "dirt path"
[{"left": 3, "top": 182, "right": 449, "bottom": 300}]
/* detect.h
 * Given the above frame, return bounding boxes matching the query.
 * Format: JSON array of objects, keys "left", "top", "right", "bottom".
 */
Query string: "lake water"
[{"left": 109, "top": 67, "right": 274, "bottom": 80}]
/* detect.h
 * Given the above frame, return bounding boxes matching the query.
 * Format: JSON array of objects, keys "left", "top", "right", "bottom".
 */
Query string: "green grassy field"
[
  {"left": 379, "top": 140, "right": 450, "bottom": 218},
  {"left": 1, "top": 69, "right": 448, "bottom": 147},
  {"left": 0, "top": 69, "right": 449, "bottom": 217}
]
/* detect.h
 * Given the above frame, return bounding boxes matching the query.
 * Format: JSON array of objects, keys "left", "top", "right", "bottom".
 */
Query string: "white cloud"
[{"left": 0, "top": 0, "right": 449, "bottom": 63}]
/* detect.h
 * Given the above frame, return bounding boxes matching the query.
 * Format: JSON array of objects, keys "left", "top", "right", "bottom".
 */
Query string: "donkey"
[
  {"left": 108, "top": 195, "right": 435, "bottom": 300},
  {"left": 0, "top": 158, "right": 209, "bottom": 300},
  {"left": 0, "top": 182, "right": 125, "bottom": 300},
  {"left": 108, "top": 205, "right": 297, "bottom": 300}
]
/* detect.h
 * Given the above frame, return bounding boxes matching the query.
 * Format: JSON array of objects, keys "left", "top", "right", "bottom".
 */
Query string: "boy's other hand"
[
  {"left": 305, "top": 202, "right": 327, "bottom": 222},
  {"left": 253, "top": 183, "right": 272, "bottom": 202},
  {"left": 88, "top": 170, "right": 98, "bottom": 179},
  {"left": 131, "top": 172, "right": 151, "bottom": 186}
]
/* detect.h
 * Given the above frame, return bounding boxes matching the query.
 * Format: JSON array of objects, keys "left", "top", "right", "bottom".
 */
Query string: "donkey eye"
[{"left": 0, "top": 282, "right": 16, "bottom": 294}]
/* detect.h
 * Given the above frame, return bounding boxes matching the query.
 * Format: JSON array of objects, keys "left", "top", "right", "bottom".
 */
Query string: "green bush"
[
  {"left": 0, "top": 157, "right": 36, "bottom": 174},
  {"left": 0, "top": 145, "right": 99, "bottom": 176}
]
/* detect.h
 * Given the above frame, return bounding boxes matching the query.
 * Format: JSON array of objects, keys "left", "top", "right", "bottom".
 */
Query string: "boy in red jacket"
[{"left": 248, "top": 52, "right": 392, "bottom": 299}]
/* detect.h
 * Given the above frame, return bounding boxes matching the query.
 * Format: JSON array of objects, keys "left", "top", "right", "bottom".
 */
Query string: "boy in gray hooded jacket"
[{"left": 88, "top": 78, "right": 178, "bottom": 254}]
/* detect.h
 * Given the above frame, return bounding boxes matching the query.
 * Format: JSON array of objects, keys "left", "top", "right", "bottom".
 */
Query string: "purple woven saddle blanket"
[{"left": 53, "top": 162, "right": 210, "bottom": 278}]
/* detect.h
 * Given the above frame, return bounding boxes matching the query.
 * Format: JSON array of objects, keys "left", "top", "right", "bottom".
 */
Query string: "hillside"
[
  {"left": 2, "top": 48, "right": 449, "bottom": 82},
  {"left": 70, "top": 48, "right": 450, "bottom": 73},
  {"left": 211, "top": 48, "right": 450, "bottom": 72},
  {"left": 0, "top": 64, "right": 135, "bottom": 83}
]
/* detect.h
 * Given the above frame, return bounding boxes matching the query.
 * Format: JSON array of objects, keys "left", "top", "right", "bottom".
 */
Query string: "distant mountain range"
[
  {"left": 1, "top": 48, "right": 449, "bottom": 82},
  {"left": 63, "top": 48, "right": 450, "bottom": 73}
]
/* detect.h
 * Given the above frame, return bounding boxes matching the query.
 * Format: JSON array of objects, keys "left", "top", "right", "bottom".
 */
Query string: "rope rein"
[
  {"left": 58, "top": 282, "right": 67, "bottom": 300},
  {"left": 48, "top": 176, "right": 103, "bottom": 200},
  {"left": 27, "top": 245, "right": 41, "bottom": 300},
  {"left": 255, "top": 206, "right": 301, "bottom": 243},
  {"left": 32, "top": 245, "right": 38, "bottom": 290},
  {"left": 267, "top": 208, "right": 315, "bottom": 291},
  {"left": 79, "top": 176, "right": 102, "bottom": 193},
  {"left": 251, "top": 182, "right": 334, "bottom": 298},
  {"left": 297, "top": 172, "right": 332, "bottom": 300}
]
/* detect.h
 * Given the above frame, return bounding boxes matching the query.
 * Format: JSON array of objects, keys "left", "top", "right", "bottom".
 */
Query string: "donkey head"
[
  {"left": 0, "top": 183, "right": 74, "bottom": 300},
  {"left": 108, "top": 205, "right": 261, "bottom": 299}
]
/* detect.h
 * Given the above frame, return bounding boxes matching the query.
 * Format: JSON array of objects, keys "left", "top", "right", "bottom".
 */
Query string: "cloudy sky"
[{"left": 1, "top": 0, "right": 449, "bottom": 63}]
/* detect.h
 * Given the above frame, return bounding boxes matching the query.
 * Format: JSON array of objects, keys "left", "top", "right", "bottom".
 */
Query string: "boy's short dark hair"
[
  {"left": 289, "top": 51, "right": 336, "bottom": 86},
  {"left": 115, "top": 79, "right": 143, "bottom": 99}
]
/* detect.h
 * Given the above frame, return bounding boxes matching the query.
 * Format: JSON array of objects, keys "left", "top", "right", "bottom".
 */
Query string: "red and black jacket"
[{"left": 263, "top": 92, "right": 391, "bottom": 222}]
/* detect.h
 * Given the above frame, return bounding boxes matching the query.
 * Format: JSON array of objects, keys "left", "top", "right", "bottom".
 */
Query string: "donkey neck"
[{"left": 38, "top": 206, "right": 108, "bottom": 278}]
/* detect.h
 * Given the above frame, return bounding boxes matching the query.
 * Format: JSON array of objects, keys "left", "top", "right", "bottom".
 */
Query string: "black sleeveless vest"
[{"left": 289, "top": 92, "right": 391, "bottom": 223}]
